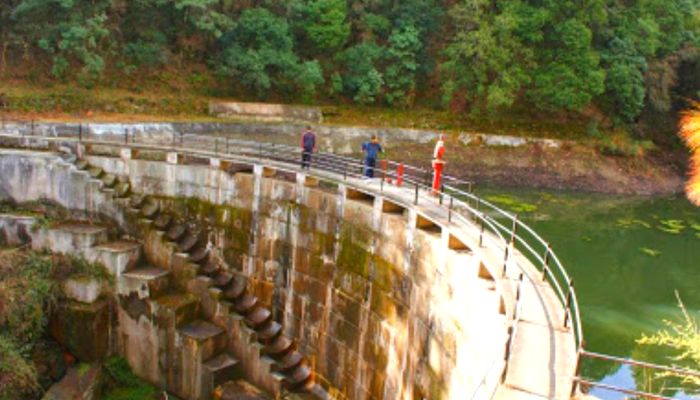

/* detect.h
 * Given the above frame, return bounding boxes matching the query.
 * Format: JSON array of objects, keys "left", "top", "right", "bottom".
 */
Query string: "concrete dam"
[{"left": 0, "top": 124, "right": 579, "bottom": 400}]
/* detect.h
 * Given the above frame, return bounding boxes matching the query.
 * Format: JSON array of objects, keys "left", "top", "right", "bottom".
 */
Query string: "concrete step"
[
  {"left": 212, "top": 271, "right": 234, "bottom": 288},
  {"left": 87, "top": 166, "right": 103, "bottom": 179},
  {"left": 233, "top": 294, "right": 258, "bottom": 315},
  {"left": 75, "top": 159, "right": 89, "bottom": 170},
  {"left": 256, "top": 321, "right": 282, "bottom": 345},
  {"left": 202, "top": 261, "right": 220, "bottom": 277},
  {"left": 245, "top": 306, "right": 272, "bottom": 330},
  {"left": 129, "top": 193, "right": 146, "bottom": 209},
  {"left": 203, "top": 353, "right": 240, "bottom": 389},
  {"left": 153, "top": 213, "right": 173, "bottom": 231},
  {"left": 101, "top": 173, "right": 117, "bottom": 188},
  {"left": 119, "top": 267, "right": 170, "bottom": 299},
  {"left": 275, "top": 350, "right": 304, "bottom": 373},
  {"left": 189, "top": 246, "right": 210, "bottom": 264},
  {"left": 213, "top": 380, "right": 268, "bottom": 400},
  {"left": 282, "top": 364, "right": 314, "bottom": 392},
  {"left": 179, "top": 233, "right": 199, "bottom": 253},
  {"left": 222, "top": 276, "right": 247, "bottom": 301},
  {"left": 32, "top": 222, "right": 110, "bottom": 253},
  {"left": 114, "top": 182, "right": 131, "bottom": 198},
  {"left": 150, "top": 292, "right": 199, "bottom": 328},
  {"left": 166, "top": 224, "right": 187, "bottom": 242},
  {"left": 179, "top": 320, "right": 227, "bottom": 361},
  {"left": 141, "top": 200, "right": 160, "bottom": 219},
  {"left": 89, "top": 240, "right": 142, "bottom": 277},
  {"left": 265, "top": 335, "right": 295, "bottom": 359}
]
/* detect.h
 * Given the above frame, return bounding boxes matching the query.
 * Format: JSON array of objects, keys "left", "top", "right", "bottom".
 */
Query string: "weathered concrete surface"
[
  {"left": 63, "top": 276, "right": 103, "bottom": 304},
  {"left": 209, "top": 102, "right": 322, "bottom": 124},
  {"left": 0, "top": 148, "right": 577, "bottom": 400},
  {"left": 0, "top": 213, "right": 35, "bottom": 245},
  {"left": 50, "top": 299, "right": 112, "bottom": 362},
  {"left": 42, "top": 364, "right": 103, "bottom": 400}
]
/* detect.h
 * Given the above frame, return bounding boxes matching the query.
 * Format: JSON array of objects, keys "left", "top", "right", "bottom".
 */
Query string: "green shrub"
[
  {"left": 637, "top": 293, "right": 700, "bottom": 390},
  {"left": 0, "top": 334, "right": 39, "bottom": 400},
  {"left": 597, "top": 132, "right": 656, "bottom": 157}
]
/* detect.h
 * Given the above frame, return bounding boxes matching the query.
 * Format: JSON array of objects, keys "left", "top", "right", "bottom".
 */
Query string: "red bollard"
[
  {"left": 396, "top": 163, "right": 404, "bottom": 187},
  {"left": 381, "top": 160, "right": 390, "bottom": 183}
]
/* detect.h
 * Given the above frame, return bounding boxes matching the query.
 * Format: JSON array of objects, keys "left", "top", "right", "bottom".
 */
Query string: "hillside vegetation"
[{"left": 1, "top": 1, "right": 699, "bottom": 141}]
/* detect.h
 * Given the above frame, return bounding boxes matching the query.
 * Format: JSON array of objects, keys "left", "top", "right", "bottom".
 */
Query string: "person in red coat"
[{"left": 432, "top": 134, "right": 446, "bottom": 195}]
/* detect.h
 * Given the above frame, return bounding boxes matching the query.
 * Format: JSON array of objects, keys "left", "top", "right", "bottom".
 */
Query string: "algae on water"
[
  {"left": 639, "top": 247, "right": 662, "bottom": 257},
  {"left": 656, "top": 219, "right": 685, "bottom": 234},
  {"left": 485, "top": 194, "right": 537, "bottom": 213}
]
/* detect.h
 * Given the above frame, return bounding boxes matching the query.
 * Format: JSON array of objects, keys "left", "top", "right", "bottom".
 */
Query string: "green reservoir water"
[{"left": 479, "top": 188, "right": 700, "bottom": 399}]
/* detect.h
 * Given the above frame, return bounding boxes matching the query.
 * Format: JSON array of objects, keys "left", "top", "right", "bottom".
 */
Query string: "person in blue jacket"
[
  {"left": 300, "top": 126, "right": 316, "bottom": 170},
  {"left": 361, "top": 135, "right": 383, "bottom": 178}
]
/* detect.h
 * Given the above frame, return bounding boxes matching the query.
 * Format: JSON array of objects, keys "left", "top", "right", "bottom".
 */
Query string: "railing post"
[
  {"left": 414, "top": 184, "right": 419, "bottom": 205},
  {"left": 542, "top": 244, "right": 551, "bottom": 282},
  {"left": 78, "top": 124, "right": 82, "bottom": 142},
  {"left": 124, "top": 128, "right": 128, "bottom": 145},
  {"left": 439, "top": 184, "right": 444, "bottom": 205},
  {"left": 503, "top": 245, "right": 509, "bottom": 276},
  {"left": 479, "top": 219, "right": 485, "bottom": 247},
  {"left": 215, "top": 137, "right": 219, "bottom": 154},
  {"left": 180, "top": 132, "right": 184, "bottom": 147},
  {"left": 448, "top": 197, "right": 454, "bottom": 223},
  {"left": 570, "top": 349, "right": 582, "bottom": 397},
  {"left": 564, "top": 279, "right": 574, "bottom": 328},
  {"left": 510, "top": 214, "right": 519, "bottom": 244},
  {"left": 502, "top": 326, "right": 514, "bottom": 383}
]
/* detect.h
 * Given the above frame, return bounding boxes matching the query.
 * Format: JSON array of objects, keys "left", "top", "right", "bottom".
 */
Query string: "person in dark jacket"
[
  {"left": 361, "top": 135, "right": 383, "bottom": 178},
  {"left": 300, "top": 126, "right": 316, "bottom": 169}
]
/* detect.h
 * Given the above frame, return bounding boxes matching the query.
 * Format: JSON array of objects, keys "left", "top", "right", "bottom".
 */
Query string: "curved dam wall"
[{"left": 0, "top": 148, "right": 511, "bottom": 399}]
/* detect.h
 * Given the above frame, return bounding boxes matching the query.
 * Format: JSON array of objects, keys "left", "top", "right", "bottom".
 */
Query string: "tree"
[
  {"left": 217, "top": 8, "right": 323, "bottom": 99},
  {"left": 12, "top": 0, "right": 112, "bottom": 85},
  {"left": 335, "top": 42, "right": 385, "bottom": 104},
  {"left": 601, "top": 38, "right": 647, "bottom": 122},
  {"left": 441, "top": 0, "right": 542, "bottom": 111},
  {"left": 384, "top": 25, "right": 421, "bottom": 106},
  {"left": 530, "top": 19, "right": 606, "bottom": 111},
  {"left": 290, "top": 0, "right": 350, "bottom": 55}
]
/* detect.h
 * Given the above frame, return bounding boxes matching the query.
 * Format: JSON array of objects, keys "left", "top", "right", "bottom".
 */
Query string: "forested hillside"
[{"left": 1, "top": 0, "right": 699, "bottom": 137}]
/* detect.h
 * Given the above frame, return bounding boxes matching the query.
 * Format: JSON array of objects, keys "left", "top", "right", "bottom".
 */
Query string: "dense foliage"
[
  {"left": 0, "top": 249, "right": 112, "bottom": 399},
  {"left": 1, "top": 0, "right": 699, "bottom": 126}
]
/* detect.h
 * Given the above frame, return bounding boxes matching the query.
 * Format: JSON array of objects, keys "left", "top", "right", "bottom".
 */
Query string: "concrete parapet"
[{"left": 209, "top": 101, "right": 322, "bottom": 124}]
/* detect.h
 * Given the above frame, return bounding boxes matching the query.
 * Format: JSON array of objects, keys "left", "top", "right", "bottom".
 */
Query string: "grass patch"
[
  {"left": 102, "top": 357, "right": 158, "bottom": 400},
  {"left": 0, "top": 80, "right": 602, "bottom": 140}
]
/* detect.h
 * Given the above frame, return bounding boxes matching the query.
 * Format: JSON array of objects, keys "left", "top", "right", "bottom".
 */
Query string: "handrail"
[
  {"left": 0, "top": 121, "right": 584, "bottom": 397},
  {"left": 576, "top": 350, "right": 700, "bottom": 400}
]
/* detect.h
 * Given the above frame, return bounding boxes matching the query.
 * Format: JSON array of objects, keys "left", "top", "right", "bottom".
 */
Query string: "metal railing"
[
  {"left": 577, "top": 351, "right": 700, "bottom": 399},
  {"left": 0, "top": 121, "right": 584, "bottom": 397}
]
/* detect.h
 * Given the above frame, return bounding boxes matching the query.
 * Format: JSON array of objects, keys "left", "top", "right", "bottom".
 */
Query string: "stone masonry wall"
[{"left": 0, "top": 149, "right": 509, "bottom": 399}]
